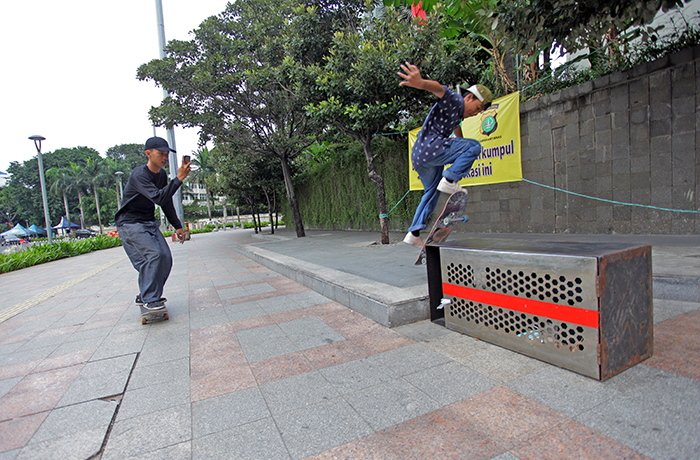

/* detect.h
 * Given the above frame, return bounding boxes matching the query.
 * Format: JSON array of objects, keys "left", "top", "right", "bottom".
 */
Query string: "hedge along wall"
[
  {"left": 287, "top": 139, "right": 423, "bottom": 233},
  {"left": 289, "top": 45, "right": 700, "bottom": 235},
  {"left": 465, "top": 45, "right": 700, "bottom": 234}
]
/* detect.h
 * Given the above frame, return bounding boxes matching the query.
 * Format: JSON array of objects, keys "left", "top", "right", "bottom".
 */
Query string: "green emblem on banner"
[{"left": 482, "top": 115, "right": 497, "bottom": 135}]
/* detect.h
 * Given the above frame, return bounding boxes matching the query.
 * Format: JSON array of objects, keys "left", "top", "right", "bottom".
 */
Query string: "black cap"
[{"left": 145, "top": 136, "right": 176, "bottom": 153}]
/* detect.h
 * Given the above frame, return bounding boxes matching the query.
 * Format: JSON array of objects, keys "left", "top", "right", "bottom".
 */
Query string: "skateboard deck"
[
  {"left": 140, "top": 302, "right": 169, "bottom": 325},
  {"left": 415, "top": 190, "right": 468, "bottom": 265}
]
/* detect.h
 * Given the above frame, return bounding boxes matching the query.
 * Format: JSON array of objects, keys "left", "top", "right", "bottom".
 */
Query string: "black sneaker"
[
  {"left": 144, "top": 301, "right": 166, "bottom": 311},
  {"left": 137, "top": 295, "right": 166, "bottom": 305}
]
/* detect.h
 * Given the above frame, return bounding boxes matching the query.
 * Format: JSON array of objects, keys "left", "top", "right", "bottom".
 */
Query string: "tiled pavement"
[{"left": 0, "top": 229, "right": 699, "bottom": 459}]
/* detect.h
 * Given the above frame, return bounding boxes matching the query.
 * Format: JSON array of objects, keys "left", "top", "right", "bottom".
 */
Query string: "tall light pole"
[
  {"left": 155, "top": 0, "right": 184, "bottom": 226},
  {"left": 28, "top": 135, "right": 52, "bottom": 244},
  {"left": 115, "top": 171, "right": 124, "bottom": 209}
]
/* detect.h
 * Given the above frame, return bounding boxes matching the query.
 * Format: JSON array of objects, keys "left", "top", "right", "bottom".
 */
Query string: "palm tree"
[
  {"left": 46, "top": 166, "right": 73, "bottom": 230},
  {"left": 103, "top": 157, "right": 126, "bottom": 209},
  {"left": 66, "top": 162, "right": 87, "bottom": 229},
  {"left": 84, "top": 157, "right": 110, "bottom": 234},
  {"left": 189, "top": 147, "right": 217, "bottom": 221}
]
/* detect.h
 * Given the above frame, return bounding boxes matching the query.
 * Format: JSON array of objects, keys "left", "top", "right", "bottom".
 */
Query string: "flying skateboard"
[
  {"left": 140, "top": 300, "right": 169, "bottom": 325},
  {"left": 415, "top": 190, "right": 468, "bottom": 265}
]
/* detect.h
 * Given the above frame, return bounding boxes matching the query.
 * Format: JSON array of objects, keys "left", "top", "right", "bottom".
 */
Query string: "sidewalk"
[{"left": 0, "top": 228, "right": 698, "bottom": 459}]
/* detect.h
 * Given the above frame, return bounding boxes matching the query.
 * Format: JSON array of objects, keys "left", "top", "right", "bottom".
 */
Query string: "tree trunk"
[
  {"left": 362, "top": 142, "right": 389, "bottom": 244},
  {"left": 263, "top": 188, "right": 274, "bottom": 235},
  {"left": 78, "top": 192, "right": 85, "bottom": 229},
  {"left": 94, "top": 188, "right": 103, "bottom": 234},
  {"left": 62, "top": 191, "right": 71, "bottom": 228},
  {"left": 273, "top": 190, "right": 278, "bottom": 229},
  {"left": 279, "top": 156, "right": 305, "bottom": 237}
]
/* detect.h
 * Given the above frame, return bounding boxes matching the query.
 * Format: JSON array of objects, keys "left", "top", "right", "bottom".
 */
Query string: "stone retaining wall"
[{"left": 465, "top": 45, "right": 700, "bottom": 234}]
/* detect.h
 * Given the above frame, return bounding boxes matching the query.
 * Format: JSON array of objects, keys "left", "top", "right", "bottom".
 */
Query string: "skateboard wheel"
[
  {"left": 141, "top": 317, "right": 147, "bottom": 325},
  {"left": 164, "top": 313, "right": 169, "bottom": 320}
]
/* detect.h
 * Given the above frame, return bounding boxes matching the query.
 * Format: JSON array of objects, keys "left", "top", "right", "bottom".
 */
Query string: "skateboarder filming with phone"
[
  {"left": 397, "top": 61, "right": 492, "bottom": 247},
  {"left": 115, "top": 136, "right": 191, "bottom": 321}
]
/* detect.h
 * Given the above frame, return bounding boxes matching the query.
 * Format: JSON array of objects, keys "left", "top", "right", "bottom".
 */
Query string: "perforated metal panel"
[{"left": 428, "top": 239, "right": 653, "bottom": 380}]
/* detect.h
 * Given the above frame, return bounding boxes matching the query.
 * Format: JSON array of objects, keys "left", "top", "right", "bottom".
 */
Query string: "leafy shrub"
[{"left": 0, "top": 235, "right": 122, "bottom": 274}]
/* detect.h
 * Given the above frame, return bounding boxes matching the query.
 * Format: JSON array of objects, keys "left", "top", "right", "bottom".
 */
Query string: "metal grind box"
[{"left": 425, "top": 239, "right": 653, "bottom": 380}]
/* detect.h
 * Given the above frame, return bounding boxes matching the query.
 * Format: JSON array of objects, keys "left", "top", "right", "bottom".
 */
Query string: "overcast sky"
[{"left": 0, "top": 0, "right": 231, "bottom": 172}]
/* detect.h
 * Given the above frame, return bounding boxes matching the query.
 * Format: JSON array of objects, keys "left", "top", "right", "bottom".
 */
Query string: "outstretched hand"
[
  {"left": 397, "top": 61, "right": 423, "bottom": 89},
  {"left": 176, "top": 228, "right": 186, "bottom": 244}
]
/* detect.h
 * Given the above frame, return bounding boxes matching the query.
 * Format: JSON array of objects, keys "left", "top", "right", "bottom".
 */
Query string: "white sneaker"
[
  {"left": 437, "top": 177, "right": 464, "bottom": 195},
  {"left": 403, "top": 232, "right": 424, "bottom": 248}
]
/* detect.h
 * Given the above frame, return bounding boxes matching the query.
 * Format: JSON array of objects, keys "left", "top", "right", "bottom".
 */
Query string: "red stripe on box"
[{"left": 442, "top": 283, "right": 599, "bottom": 328}]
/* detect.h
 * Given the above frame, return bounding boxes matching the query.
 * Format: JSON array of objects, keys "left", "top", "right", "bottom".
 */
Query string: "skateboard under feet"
[
  {"left": 415, "top": 190, "right": 469, "bottom": 265},
  {"left": 140, "top": 302, "right": 169, "bottom": 325}
]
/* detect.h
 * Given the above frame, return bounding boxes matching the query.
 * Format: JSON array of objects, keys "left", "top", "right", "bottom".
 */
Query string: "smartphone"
[{"left": 183, "top": 155, "right": 191, "bottom": 164}]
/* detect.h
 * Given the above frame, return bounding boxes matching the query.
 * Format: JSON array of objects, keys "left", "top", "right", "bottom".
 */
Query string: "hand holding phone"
[{"left": 183, "top": 155, "right": 191, "bottom": 164}]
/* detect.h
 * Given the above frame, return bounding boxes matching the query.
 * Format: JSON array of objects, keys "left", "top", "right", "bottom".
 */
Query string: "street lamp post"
[
  {"left": 155, "top": 0, "right": 184, "bottom": 226},
  {"left": 115, "top": 171, "right": 124, "bottom": 209},
  {"left": 28, "top": 135, "right": 52, "bottom": 244}
]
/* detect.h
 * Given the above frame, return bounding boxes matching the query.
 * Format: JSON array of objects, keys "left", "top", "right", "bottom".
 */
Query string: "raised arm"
[{"left": 398, "top": 61, "right": 445, "bottom": 99}]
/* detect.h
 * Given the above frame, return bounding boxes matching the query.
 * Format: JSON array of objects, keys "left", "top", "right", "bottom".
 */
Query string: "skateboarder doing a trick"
[
  {"left": 115, "top": 136, "right": 191, "bottom": 318},
  {"left": 397, "top": 61, "right": 492, "bottom": 247}
]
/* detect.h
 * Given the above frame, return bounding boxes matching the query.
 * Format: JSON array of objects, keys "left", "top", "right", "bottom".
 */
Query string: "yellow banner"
[{"left": 409, "top": 91, "right": 522, "bottom": 191}]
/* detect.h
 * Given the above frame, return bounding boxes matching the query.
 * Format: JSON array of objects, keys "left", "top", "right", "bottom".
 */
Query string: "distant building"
[
  {"left": 182, "top": 179, "right": 225, "bottom": 205},
  {"left": 0, "top": 171, "right": 10, "bottom": 187}
]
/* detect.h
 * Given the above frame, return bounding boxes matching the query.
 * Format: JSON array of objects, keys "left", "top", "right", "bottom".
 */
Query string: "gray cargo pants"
[{"left": 117, "top": 221, "right": 172, "bottom": 304}]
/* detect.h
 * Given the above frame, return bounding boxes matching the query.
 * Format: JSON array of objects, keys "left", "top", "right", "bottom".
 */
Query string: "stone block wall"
[{"left": 465, "top": 45, "right": 700, "bottom": 234}]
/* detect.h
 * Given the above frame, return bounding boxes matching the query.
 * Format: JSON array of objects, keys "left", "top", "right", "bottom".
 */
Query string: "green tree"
[
  {"left": 83, "top": 157, "right": 110, "bottom": 233},
  {"left": 105, "top": 143, "right": 146, "bottom": 174},
  {"left": 0, "top": 185, "right": 23, "bottom": 227},
  {"left": 137, "top": 0, "right": 364, "bottom": 239},
  {"left": 212, "top": 145, "right": 286, "bottom": 234},
  {"left": 102, "top": 157, "right": 126, "bottom": 209},
  {"left": 307, "top": 5, "right": 481, "bottom": 243},
  {"left": 66, "top": 162, "right": 87, "bottom": 229},
  {"left": 491, "top": 0, "right": 688, "bottom": 54},
  {"left": 3, "top": 147, "right": 97, "bottom": 227},
  {"left": 46, "top": 166, "right": 74, "bottom": 227}
]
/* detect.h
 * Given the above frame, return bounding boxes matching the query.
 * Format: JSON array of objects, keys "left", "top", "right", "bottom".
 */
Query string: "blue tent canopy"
[
  {"left": 1, "top": 223, "right": 29, "bottom": 237},
  {"left": 27, "top": 224, "right": 46, "bottom": 236}
]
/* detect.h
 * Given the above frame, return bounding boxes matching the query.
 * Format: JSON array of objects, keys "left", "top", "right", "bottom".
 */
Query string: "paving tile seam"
[
  {"left": 91, "top": 352, "right": 141, "bottom": 459},
  {"left": 0, "top": 256, "right": 127, "bottom": 324}
]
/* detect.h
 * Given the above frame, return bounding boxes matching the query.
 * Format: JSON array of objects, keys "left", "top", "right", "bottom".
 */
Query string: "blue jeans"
[
  {"left": 117, "top": 221, "right": 172, "bottom": 303},
  {"left": 408, "top": 138, "right": 482, "bottom": 233}
]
